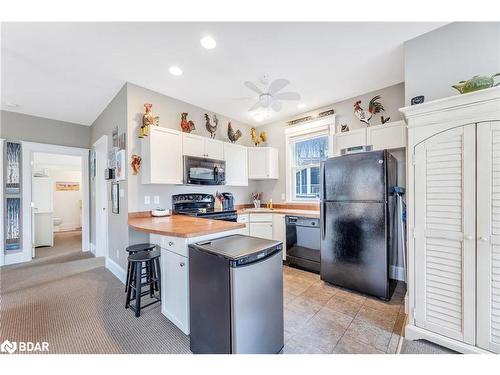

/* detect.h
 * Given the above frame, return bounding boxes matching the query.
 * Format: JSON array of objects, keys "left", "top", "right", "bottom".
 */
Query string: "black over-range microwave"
[{"left": 183, "top": 156, "right": 226, "bottom": 185}]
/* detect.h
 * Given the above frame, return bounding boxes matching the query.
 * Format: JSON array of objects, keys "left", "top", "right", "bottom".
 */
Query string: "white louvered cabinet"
[
  {"left": 477, "top": 121, "right": 500, "bottom": 353},
  {"left": 402, "top": 87, "right": 500, "bottom": 354},
  {"left": 413, "top": 124, "right": 476, "bottom": 345}
]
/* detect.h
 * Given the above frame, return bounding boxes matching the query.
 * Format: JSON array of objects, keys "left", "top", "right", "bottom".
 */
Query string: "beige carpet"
[
  {"left": 35, "top": 230, "right": 83, "bottom": 259},
  {"left": 0, "top": 232, "right": 191, "bottom": 354}
]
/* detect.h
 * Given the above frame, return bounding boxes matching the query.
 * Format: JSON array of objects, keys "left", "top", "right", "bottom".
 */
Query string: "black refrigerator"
[{"left": 320, "top": 150, "right": 397, "bottom": 300}]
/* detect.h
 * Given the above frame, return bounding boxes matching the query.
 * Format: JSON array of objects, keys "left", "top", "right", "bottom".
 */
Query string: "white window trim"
[{"left": 284, "top": 115, "right": 336, "bottom": 202}]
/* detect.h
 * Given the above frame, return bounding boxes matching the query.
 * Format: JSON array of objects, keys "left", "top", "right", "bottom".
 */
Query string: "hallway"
[{"left": 35, "top": 230, "right": 82, "bottom": 259}]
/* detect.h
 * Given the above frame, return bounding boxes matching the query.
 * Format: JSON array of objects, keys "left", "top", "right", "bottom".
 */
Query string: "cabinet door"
[
  {"left": 162, "top": 249, "right": 190, "bottom": 334},
  {"left": 248, "top": 148, "right": 268, "bottom": 179},
  {"left": 149, "top": 128, "right": 183, "bottom": 184},
  {"left": 333, "top": 128, "right": 366, "bottom": 155},
  {"left": 237, "top": 214, "right": 249, "bottom": 235},
  {"left": 183, "top": 133, "right": 205, "bottom": 158},
  {"left": 32, "top": 177, "right": 53, "bottom": 212},
  {"left": 477, "top": 121, "right": 500, "bottom": 353},
  {"left": 249, "top": 222, "right": 273, "bottom": 240},
  {"left": 224, "top": 143, "right": 248, "bottom": 186},
  {"left": 272, "top": 214, "right": 286, "bottom": 260},
  {"left": 414, "top": 124, "right": 476, "bottom": 344},
  {"left": 366, "top": 121, "right": 407, "bottom": 151},
  {"left": 205, "top": 138, "right": 224, "bottom": 160}
]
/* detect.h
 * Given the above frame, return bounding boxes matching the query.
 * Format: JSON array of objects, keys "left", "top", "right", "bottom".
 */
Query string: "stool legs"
[
  {"left": 134, "top": 259, "right": 142, "bottom": 317},
  {"left": 125, "top": 262, "right": 135, "bottom": 308}
]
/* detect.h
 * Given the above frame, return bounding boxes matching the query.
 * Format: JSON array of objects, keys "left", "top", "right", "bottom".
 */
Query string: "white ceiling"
[{"left": 1, "top": 22, "right": 446, "bottom": 126}]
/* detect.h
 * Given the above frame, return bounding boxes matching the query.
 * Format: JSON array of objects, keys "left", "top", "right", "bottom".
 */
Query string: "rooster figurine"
[
  {"left": 205, "top": 113, "right": 218, "bottom": 139},
  {"left": 251, "top": 127, "right": 268, "bottom": 146},
  {"left": 180, "top": 112, "right": 195, "bottom": 133},
  {"left": 227, "top": 121, "right": 242, "bottom": 143},
  {"left": 353, "top": 95, "right": 385, "bottom": 126}
]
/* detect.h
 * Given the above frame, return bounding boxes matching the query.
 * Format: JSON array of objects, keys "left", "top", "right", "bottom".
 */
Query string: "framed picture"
[
  {"left": 115, "top": 149, "right": 126, "bottom": 181},
  {"left": 56, "top": 182, "right": 80, "bottom": 191},
  {"left": 111, "top": 182, "right": 119, "bottom": 214}
]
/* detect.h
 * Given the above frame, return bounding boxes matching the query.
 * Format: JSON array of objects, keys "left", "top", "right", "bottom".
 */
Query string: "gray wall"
[
  {"left": 404, "top": 22, "right": 500, "bottom": 105},
  {"left": 126, "top": 83, "right": 257, "bottom": 213},
  {"left": 1, "top": 110, "right": 91, "bottom": 148},
  {"left": 255, "top": 83, "right": 406, "bottom": 203},
  {"left": 90, "top": 84, "right": 129, "bottom": 269}
]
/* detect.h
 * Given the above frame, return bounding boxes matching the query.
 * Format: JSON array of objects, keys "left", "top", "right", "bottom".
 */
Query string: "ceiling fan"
[{"left": 239, "top": 75, "right": 301, "bottom": 112}]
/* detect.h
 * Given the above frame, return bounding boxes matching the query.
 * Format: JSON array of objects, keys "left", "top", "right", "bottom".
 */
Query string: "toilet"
[{"left": 53, "top": 217, "right": 63, "bottom": 232}]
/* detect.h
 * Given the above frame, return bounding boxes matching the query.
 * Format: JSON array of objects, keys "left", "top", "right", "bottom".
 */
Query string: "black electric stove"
[{"left": 172, "top": 194, "right": 237, "bottom": 222}]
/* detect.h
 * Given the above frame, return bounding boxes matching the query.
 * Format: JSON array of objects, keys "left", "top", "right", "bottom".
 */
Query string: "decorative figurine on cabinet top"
[
  {"left": 227, "top": 121, "right": 242, "bottom": 143},
  {"left": 131, "top": 154, "right": 142, "bottom": 175},
  {"left": 452, "top": 73, "right": 500, "bottom": 94},
  {"left": 180, "top": 112, "right": 196, "bottom": 133},
  {"left": 353, "top": 95, "right": 385, "bottom": 126},
  {"left": 381, "top": 116, "right": 391, "bottom": 124},
  {"left": 139, "top": 103, "right": 159, "bottom": 138},
  {"left": 340, "top": 124, "right": 349, "bottom": 133},
  {"left": 205, "top": 113, "right": 218, "bottom": 139},
  {"left": 251, "top": 127, "right": 267, "bottom": 146}
]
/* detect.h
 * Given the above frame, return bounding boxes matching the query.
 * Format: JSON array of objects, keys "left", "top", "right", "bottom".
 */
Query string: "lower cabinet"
[
  {"left": 236, "top": 214, "right": 249, "bottom": 235},
  {"left": 161, "top": 248, "right": 189, "bottom": 335},
  {"left": 249, "top": 222, "right": 273, "bottom": 240},
  {"left": 272, "top": 214, "right": 286, "bottom": 260}
]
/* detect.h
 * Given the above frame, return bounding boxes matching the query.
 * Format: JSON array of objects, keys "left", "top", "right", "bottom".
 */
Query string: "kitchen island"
[{"left": 128, "top": 212, "right": 246, "bottom": 335}]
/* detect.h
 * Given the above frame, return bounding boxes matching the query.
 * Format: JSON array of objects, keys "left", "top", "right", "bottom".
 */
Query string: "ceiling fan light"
[
  {"left": 297, "top": 103, "right": 306, "bottom": 109},
  {"left": 169, "top": 66, "right": 183, "bottom": 76},
  {"left": 253, "top": 114, "right": 264, "bottom": 122},
  {"left": 200, "top": 35, "right": 217, "bottom": 49}
]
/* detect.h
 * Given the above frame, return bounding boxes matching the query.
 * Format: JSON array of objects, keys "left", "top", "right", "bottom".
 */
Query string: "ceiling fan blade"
[
  {"left": 244, "top": 81, "right": 263, "bottom": 95},
  {"left": 268, "top": 79, "right": 290, "bottom": 95},
  {"left": 232, "top": 96, "right": 254, "bottom": 101},
  {"left": 271, "top": 100, "right": 282, "bottom": 112},
  {"left": 274, "top": 92, "right": 301, "bottom": 100},
  {"left": 248, "top": 101, "right": 263, "bottom": 112}
]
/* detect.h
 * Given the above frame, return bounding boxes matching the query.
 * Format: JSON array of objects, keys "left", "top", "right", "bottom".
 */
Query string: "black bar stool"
[
  {"left": 125, "top": 249, "right": 161, "bottom": 317},
  {"left": 125, "top": 243, "right": 158, "bottom": 293}
]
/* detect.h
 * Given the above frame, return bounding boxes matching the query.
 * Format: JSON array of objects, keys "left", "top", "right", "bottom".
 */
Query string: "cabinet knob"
[
  {"left": 168, "top": 241, "right": 174, "bottom": 246},
  {"left": 179, "top": 262, "right": 185, "bottom": 267},
  {"left": 464, "top": 235, "right": 474, "bottom": 240}
]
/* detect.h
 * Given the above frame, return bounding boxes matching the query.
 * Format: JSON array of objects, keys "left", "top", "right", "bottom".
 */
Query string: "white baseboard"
[
  {"left": 90, "top": 243, "right": 96, "bottom": 255},
  {"left": 390, "top": 265, "right": 406, "bottom": 282},
  {"left": 105, "top": 257, "right": 126, "bottom": 284}
]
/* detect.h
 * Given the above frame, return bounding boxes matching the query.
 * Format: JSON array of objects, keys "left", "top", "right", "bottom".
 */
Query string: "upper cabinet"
[
  {"left": 224, "top": 143, "right": 248, "bottom": 186},
  {"left": 332, "top": 121, "right": 406, "bottom": 156},
  {"left": 141, "top": 127, "right": 183, "bottom": 184},
  {"left": 182, "top": 133, "right": 224, "bottom": 160},
  {"left": 248, "top": 147, "right": 279, "bottom": 179}
]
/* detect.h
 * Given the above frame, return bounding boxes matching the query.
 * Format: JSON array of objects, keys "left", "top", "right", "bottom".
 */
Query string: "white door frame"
[
  {"left": 7, "top": 141, "right": 90, "bottom": 265},
  {"left": 93, "top": 135, "right": 108, "bottom": 259},
  {"left": 0, "top": 139, "right": 4, "bottom": 266}
]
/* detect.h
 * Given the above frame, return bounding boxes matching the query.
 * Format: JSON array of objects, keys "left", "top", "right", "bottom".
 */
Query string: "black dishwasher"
[{"left": 285, "top": 216, "right": 321, "bottom": 273}]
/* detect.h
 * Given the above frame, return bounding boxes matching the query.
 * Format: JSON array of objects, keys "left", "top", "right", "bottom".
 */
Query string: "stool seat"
[
  {"left": 128, "top": 249, "right": 160, "bottom": 262},
  {"left": 126, "top": 243, "right": 157, "bottom": 253}
]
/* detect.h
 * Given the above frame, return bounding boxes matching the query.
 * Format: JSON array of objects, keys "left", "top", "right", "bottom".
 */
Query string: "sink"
[{"left": 248, "top": 207, "right": 274, "bottom": 211}]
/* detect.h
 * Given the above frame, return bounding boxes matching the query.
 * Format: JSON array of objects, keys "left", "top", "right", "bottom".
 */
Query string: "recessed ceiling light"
[
  {"left": 4, "top": 102, "right": 20, "bottom": 108},
  {"left": 253, "top": 114, "right": 264, "bottom": 122},
  {"left": 297, "top": 103, "right": 306, "bottom": 109},
  {"left": 200, "top": 35, "right": 217, "bottom": 50},
  {"left": 169, "top": 66, "right": 183, "bottom": 76}
]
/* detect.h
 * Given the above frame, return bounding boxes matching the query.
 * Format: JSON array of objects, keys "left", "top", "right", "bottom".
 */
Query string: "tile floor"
[{"left": 282, "top": 266, "right": 406, "bottom": 354}]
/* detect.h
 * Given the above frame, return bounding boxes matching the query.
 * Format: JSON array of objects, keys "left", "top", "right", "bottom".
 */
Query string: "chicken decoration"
[
  {"left": 130, "top": 154, "right": 142, "bottom": 175},
  {"left": 139, "top": 103, "right": 159, "bottom": 138},
  {"left": 227, "top": 121, "right": 242, "bottom": 143},
  {"left": 353, "top": 95, "right": 385, "bottom": 126},
  {"left": 180, "top": 112, "right": 195, "bottom": 133},
  {"left": 251, "top": 127, "right": 268, "bottom": 146},
  {"left": 204, "top": 113, "right": 218, "bottom": 139}
]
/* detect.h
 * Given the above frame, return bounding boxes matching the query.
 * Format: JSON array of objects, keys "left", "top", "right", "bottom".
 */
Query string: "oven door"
[{"left": 184, "top": 156, "right": 226, "bottom": 185}]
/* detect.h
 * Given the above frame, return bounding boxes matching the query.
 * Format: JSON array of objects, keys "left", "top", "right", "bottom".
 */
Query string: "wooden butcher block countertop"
[
  {"left": 128, "top": 213, "right": 245, "bottom": 238},
  {"left": 237, "top": 208, "right": 320, "bottom": 218}
]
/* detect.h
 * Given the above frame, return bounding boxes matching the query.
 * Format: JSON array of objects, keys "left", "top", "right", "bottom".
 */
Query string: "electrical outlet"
[
  {"left": 154, "top": 195, "right": 160, "bottom": 204},
  {"left": 144, "top": 195, "right": 150, "bottom": 205}
]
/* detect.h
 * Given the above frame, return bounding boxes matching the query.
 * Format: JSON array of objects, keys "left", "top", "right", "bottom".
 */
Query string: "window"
[{"left": 290, "top": 134, "right": 329, "bottom": 200}]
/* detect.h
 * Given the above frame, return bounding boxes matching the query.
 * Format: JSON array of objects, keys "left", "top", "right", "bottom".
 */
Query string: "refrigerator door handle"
[
  {"left": 321, "top": 202, "right": 326, "bottom": 240},
  {"left": 320, "top": 161, "right": 325, "bottom": 202}
]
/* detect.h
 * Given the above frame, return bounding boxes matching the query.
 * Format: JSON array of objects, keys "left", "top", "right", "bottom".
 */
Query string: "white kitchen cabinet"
[
  {"left": 402, "top": 87, "right": 500, "bottom": 354},
  {"left": 141, "top": 127, "right": 183, "bottom": 184},
  {"left": 224, "top": 143, "right": 248, "bottom": 186},
  {"left": 366, "top": 121, "right": 407, "bottom": 151},
  {"left": 182, "top": 133, "right": 224, "bottom": 160},
  {"left": 272, "top": 214, "right": 286, "bottom": 260},
  {"left": 248, "top": 147, "right": 279, "bottom": 179},
  {"left": 249, "top": 222, "right": 273, "bottom": 240},
  {"left": 476, "top": 121, "right": 500, "bottom": 354},
  {"left": 236, "top": 214, "right": 249, "bottom": 235},
  {"left": 161, "top": 248, "right": 189, "bottom": 335},
  {"left": 333, "top": 127, "right": 366, "bottom": 155}
]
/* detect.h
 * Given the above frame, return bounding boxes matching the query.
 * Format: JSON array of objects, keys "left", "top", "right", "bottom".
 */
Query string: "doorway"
[{"left": 93, "top": 135, "right": 108, "bottom": 259}]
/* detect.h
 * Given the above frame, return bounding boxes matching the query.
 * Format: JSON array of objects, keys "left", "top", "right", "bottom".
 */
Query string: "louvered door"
[
  {"left": 477, "top": 121, "right": 500, "bottom": 353},
  {"left": 414, "top": 124, "right": 476, "bottom": 344}
]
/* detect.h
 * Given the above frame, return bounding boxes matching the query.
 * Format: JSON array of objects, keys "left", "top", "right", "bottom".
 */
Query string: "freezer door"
[
  {"left": 320, "top": 201, "right": 389, "bottom": 299},
  {"left": 230, "top": 250, "right": 284, "bottom": 354},
  {"left": 323, "top": 150, "right": 387, "bottom": 202}
]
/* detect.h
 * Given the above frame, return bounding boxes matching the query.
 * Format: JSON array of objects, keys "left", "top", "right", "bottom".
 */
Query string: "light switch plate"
[
  {"left": 144, "top": 195, "right": 151, "bottom": 205},
  {"left": 154, "top": 195, "right": 160, "bottom": 204}
]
